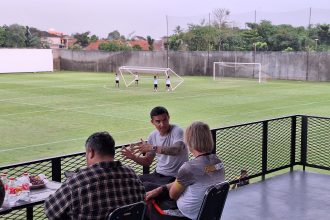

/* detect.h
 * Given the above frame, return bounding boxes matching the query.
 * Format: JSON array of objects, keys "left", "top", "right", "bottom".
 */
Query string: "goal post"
[
  {"left": 213, "top": 62, "right": 264, "bottom": 83},
  {"left": 118, "top": 66, "right": 184, "bottom": 90}
]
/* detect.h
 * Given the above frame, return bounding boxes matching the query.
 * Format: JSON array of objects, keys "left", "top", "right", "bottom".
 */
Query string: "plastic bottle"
[
  {"left": 7, "top": 177, "right": 17, "bottom": 206},
  {"left": 20, "top": 172, "right": 31, "bottom": 201}
]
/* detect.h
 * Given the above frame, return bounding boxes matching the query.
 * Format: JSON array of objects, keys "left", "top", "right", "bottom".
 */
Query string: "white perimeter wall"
[{"left": 0, "top": 49, "right": 53, "bottom": 73}]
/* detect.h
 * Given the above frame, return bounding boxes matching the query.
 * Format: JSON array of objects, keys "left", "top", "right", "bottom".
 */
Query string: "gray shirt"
[
  {"left": 147, "top": 124, "right": 188, "bottom": 177},
  {"left": 176, "top": 154, "right": 225, "bottom": 220}
]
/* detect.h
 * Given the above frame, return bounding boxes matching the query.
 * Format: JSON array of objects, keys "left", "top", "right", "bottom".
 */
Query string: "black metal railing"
[{"left": 1, "top": 115, "right": 330, "bottom": 219}]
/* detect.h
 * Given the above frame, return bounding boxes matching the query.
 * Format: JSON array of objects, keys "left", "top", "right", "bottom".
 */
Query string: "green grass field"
[{"left": 1, "top": 71, "right": 330, "bottom": 166}]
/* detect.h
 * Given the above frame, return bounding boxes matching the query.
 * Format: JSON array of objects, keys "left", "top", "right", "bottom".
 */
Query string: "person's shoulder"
[
  {"left": 69, "top": 166, "right": 90, "bottom": 181},
  {"left": 170, "top": 124, "right": 184, "bottom": 134},
  {"left": 178, "top": 161, "right": 193, "bottom": 176},
  {"left": 149, "top": 129, "right": 159, "bottom": 137},
  {"left": 208, "top": 153, "right": 221, "bottom": 160},
  {"left": 119, "top": 165, "right": 141, "bottom": 179},
  {"left": 121, "top": 164, "right": 137, "bottom": 173},
  {"left": 171, "top": 124, "right": 183, "bottom": 131}
]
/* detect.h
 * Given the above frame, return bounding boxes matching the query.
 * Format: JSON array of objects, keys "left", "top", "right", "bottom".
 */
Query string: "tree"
[
  {"left": 90, "top": 35, "right": 99, "bottom": 42},
  {"left": 0, "top": 26, "right": 6, "bottom": 47},
  {"left": 99, "top": 42, "right": 131, "bottom": 51},
  {"left": 107, "top": 30, "right": 121, "bottom": 41},
  {"left": 168, "top": 34, "right": 184, "bottom": 51},
  {"left": 184, "top": 24, "right": 210, "bottom": 51},
  {"left": 69, "top": 44, "right": 82, "bottom": 50},
  {"left": 316, "top": 24, "right": 330, "bottom": 44},
  {"left": 132, "top": 44, "right": 142, "bottom": 51},
  {"left": 73, "top": 31, "right": 90, "bottom": 47},
  {"left": 173, "top": 26, "right": 183, "bottom": 35},
  {"left": 255, "top": 42, "right": 268, "bottom": 51},
  {"left": 5, "top": 24, "right": 26, "bottom": 47},
  {"left": 240, "top": 29, "right": 262, "bottom": 50},
  {"left": 212, "top": 8, "right": 230, "bottom": 28},
  {"left": 269, "top": 24, "right": 303, "bottom": 51},
  {"left": 147, "top": 36, "right": 154, "bottom": 51}
]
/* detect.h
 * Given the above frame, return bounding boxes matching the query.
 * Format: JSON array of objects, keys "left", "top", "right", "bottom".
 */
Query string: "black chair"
[
  {"left": 108, "top": 201, "right": 146, "bottom": 220},
  {"left": 196, "top": 181, "right": 230, "bottom": 220},
  {"left": 150, "top": 181, "right": 229, "bottom": 220}
]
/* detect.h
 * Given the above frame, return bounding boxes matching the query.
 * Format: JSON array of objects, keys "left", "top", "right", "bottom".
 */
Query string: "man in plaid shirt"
[{"left": 44, "top": 131, "right": 145, "bottom": 220}]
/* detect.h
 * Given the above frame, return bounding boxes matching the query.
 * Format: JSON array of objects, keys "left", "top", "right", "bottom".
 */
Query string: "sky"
[{"left": 1, "top": 0, "right": 329, "bottom": 39}]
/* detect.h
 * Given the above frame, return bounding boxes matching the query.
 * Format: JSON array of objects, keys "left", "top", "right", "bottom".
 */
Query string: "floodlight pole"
[
  {"left": 166, "top": 15, "right": 169, "bottom": 68},
  {"left": 207, "top": 13, "right": 211, "bottom": 75},
  {"left": 308, "top": 7, "right": 312, "bottom": 28},
  {"left": 253, "top": 43, "right": 256, "bottom": 78}
]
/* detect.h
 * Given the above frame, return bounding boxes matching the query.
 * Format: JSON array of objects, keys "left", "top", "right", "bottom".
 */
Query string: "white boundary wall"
[{"left": 0, "top": 49, "right": 53, "bottom": 73}]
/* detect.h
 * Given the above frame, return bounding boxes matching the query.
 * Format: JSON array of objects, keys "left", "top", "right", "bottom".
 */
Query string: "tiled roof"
[
  {"left": 85, "top": 40, "right": 109, "bottom": 50},
  {"left": 128, "top": 40, "right": 149, "bottom": 51}
]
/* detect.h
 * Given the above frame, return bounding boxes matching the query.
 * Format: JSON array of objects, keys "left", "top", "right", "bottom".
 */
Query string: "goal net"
[
  {"left": 213, "top": 62, "right": 266, "bottom": 83},
  {"left": 118, "top": 66, "right": 184, "bottom": 90}
]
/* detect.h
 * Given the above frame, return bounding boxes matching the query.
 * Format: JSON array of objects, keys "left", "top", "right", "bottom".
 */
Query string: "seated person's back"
[
  {"left": 176, "top": 153, "right": 224, "bottom": 219},
  {"left": 44, "top": 131, "right": 145, "bottom": 220}
]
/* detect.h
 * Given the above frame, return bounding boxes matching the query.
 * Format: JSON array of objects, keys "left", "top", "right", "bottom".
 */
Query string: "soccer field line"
[
  {"left": 2, "top": 89, "right": 329, "bottom": 120},
  {"left": 0, "top": 127, "right": 150, "bottom": 153},
  {"left": 200, "top": 100, "right": 327, "bottom": 123},
  {"left": 0, "top": 90, "right": 227, "bottom": 118},
  {"left": 0, "top": 80, "right": 103, "bottom": 88},
  {"left": 0, "top": 90, "right": 218, "bottom": 118},
  {"left": 0, "top": 99, "right": 147, "bottom": 123},
  {"left": 0, "top": 95, "right": 53, "bottom": 102}
]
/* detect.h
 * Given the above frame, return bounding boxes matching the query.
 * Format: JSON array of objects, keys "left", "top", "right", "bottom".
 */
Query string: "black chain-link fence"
[{"left": 1, "top": 115, "right": 329, "bottom": 219}]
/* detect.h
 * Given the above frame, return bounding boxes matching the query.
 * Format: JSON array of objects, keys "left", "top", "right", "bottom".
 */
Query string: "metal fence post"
[
  {"left": 143, "top": 165, "right": 150, "bottom": 175},
  {"left": 290, "top": 116, "right": 297, "bottom": 172},
  {"left": 51, "top": 158, "right": 62, "bottom": 182},
  {"left": 262, "top": 121, "right": 268, "bottom": 181},
  {"left": 27, "top": 207, "right": 33, "bottom": 220},
  {"left": 211, "top": 129, "right": 217, "bottom": 154},
  {"left": 301, "top": 116, "right": 308, "bottom": 171}
]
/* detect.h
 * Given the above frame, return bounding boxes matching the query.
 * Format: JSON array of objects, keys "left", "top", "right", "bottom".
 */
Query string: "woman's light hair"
[{"left": 184, "top": 121, "right": 214, "bottom": 153}]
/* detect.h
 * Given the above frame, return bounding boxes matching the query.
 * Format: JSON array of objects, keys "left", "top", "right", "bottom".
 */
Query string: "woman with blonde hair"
[{"left": 146, "top": 121, "right": 225, "bottom": 220}]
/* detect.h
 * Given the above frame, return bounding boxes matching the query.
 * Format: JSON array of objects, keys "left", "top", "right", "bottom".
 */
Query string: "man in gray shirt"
[{"left": 122, "top": 106, "right": 188, "bottom": 191}]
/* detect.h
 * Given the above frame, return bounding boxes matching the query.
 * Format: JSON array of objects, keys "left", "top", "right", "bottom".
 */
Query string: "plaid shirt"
[{"left": 44, "top": 161, "right": 145, "bottom": 220}]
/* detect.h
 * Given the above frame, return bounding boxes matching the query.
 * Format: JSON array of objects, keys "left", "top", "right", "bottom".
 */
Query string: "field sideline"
[{"left": 1, "top": 71, "right": 330, "bottom": 166}]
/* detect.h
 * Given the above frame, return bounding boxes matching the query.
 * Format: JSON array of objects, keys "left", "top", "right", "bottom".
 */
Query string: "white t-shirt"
[
  {"left": 147, "top": 125, "right": 188, "bottom": 177},
  {"left": 154, "top": 78, "right": 158, "bottom": 85},
  {"left": 166, "top": 78, "right": 171, "bottom": 85},
  {"left": 115, "top": 76, "right": 119, "bottom": 81},
  {"left": 135, "top": 75, "right": 139, "bottom": 80}
]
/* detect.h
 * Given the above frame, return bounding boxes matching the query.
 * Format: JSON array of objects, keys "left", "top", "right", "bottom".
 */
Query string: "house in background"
[
  {"left": 128, "top": 39, "right": 149, "bottom": 51},
  {"left": 85, "top": 40, "right": 109, "bottom": 50},
  {"left": 40, "top": 29, "right": 76, "bottom": 49},
  {"left": 127, "top": 36, "right": 164, "bottom": 51}
]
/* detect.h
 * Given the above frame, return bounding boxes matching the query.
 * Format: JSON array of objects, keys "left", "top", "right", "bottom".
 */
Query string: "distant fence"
[
  {"left": 55, "top": 49, "right": 330, "bottom": 82},
  {"left": 1, "top": 115, "right": 330, "bottom": 219}
]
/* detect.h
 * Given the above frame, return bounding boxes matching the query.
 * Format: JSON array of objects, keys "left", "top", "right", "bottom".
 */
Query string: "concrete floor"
[{"left": 222, "top": 170, "right": 330, "bottom": 220}]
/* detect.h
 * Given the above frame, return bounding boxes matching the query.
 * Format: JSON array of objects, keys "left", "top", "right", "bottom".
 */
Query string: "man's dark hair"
[
  {"left": 150, "top": 106, "right": 169, "bottom": 119},
  {"left": 85, "top": 131, "right": 115, "bottom": 156}
]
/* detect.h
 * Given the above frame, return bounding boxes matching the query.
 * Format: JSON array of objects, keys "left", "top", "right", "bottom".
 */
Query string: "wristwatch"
[{"left": 152, "top": 145, "right": 157, "bottom": 152}]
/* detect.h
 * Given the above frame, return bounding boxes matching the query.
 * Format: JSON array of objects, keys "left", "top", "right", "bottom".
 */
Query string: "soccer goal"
[
  {"left": 213, "top": 62, "right": 266, "bottom": 83},
  {"left": 118, "top": 66, "right": 184, "bottom": 90}
]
